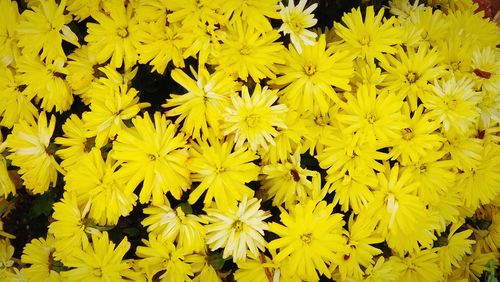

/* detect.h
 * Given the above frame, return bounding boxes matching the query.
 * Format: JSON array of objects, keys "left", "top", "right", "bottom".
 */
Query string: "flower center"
[
  {"left": 401, "top": 127, "right": 414, "bottom": 140},
  {"left": 300, "top": 233, "right": 312, "bottom": 244},
  {"left": 406, "top": 72, "right": 418, "bottom": 83},
  {"left": 93, "top": 268, "right": 102, "bottom": 277},
  {"left": 304, "top": 64, "right": 316, "bottom": 76},
  {"left": 366, "top": 113, "right": 377, "bottom": 124},
  {"left": 233, "top": 220, "right": 244, "bottom": 232},
  {"left": 117, "top": 27, "right": 129, "bottom": 38},
  {"left": 246, "top": 114, "right": 260, "bottom": 128},
  {"left": 360, "top": 34, "right": 370, "bottom": 46}
]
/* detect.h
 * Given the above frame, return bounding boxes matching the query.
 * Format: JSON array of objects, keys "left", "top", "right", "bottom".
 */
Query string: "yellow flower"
[
  {"left": 261, "top": 149, "right": 321, "bottom": 208},
  {"left": 6, "top": 112, "right": 60, "bottom": 194},
  {"left": 16, "top": 0, "right": 80, "bottom": 62},
  {"left": 64, "top": 148, "right": 137, "bottom": 225},
  {"left": 446, "top": 7, "right": 500, "bottom": 49},
  {"left": 422, "top": 76, "right": 480, "bottom": 134},
  {"left": 0, "top": 238, "right": 16, "bottom": 279},
  {"left": 48, "top": 192, "right": 96, "bottom": 261},
  {"left": 407, "top": 7, "right": 449, "bottom": 46},
  {"left": 166, "top": 0, "right": 223, "bottom": 27},
  {"left": 471, "top": 205, "right": 500, "bottom": 253},
  {"left": 442, "top": 129, "right": 483, "bottom": 171},
  {"left": 204, "top": 197, "right": 270, "bottom": 262},
  {"left": 213, "top": 20, "right": 284, "bottom": 82},
  {"left": 234, "top": 253, "right": 277, "bottom": 282},
  {"left": 379, "top": 45, "right": 445, "bottom": 110},
  {"left": 141, "top": 201, "right": 206, "bottom": 253},
  {"left": 85, "top": 0, "right": 140, "bottom": 69},
  {"left": 0, "top": 155, "right": 15, "bottom": 199},
  {"left": 337, "top": 85, "right": 404, "bottom": 146},
  {"left": 277, "top": 0, "right": 318, "bottom": 53},
  {"left": 363, "top": 256, "right": 404, "bottom": 282},
  {"left": 55, "top": 114, "right": 93, "bottom": 169},
  {"left": 16, "top": 56, "right": 73, "bottom": 113},
  {"left": 66, "top": 46, "right": 100, "bottom": 97},
  {"left": 111, "top": 112, "right": 191, "bottom": 205},
  {"left": 62, "top": 232, "right": 140, "bottom": 281},
  {"left": 0, "top": 0, "right": 20, "bottom": 67},
  {"left": 271, "top": 35, "right": 353, "bottom": 115},
  {"left": 136, "top": 20, "right": 192, "bottom": 73},
  {"left": 437, "top": 222, "right": 475, "bottom": 274},
  {"left": 163, "top": 67, "right": 239, "bottom": 140},
  {"left": 334, "top": 6, "right": 402, "bottom": 62},
  {"left": 66, "top": 0, "right": 102, "bottom": 22},
  {"left": 21, "top": 235, "right": 62, "bottom": 281},
  {"left": 188, "top": 137, "right": 260, "bottom": 209},
  {"left": 136, "top": 235, "right": 193, "bottom": 282},
  {"left": 389, "top": 104, "right": 443, "bottom": 165},
  {"left": 82, "top": 83, "right": 149, "bottom": 148},
  {"left": 217, "top": 0, "right": 279, "bottom": 32},
  {"left": 223, "top": 85, "right": 287, "bottom": 151},
  {"left": 0, "top": 66, "right": 38, "bottom": 129},
  {"left": 268, "top": 200, "right": 345, "bottom": 281},
  {"left": 389, "top": 249, "right": 444, "bottom": 282},
  {"left": 448, "top": 245, "right": 498, "bottom": 282},
  {"left": 470, "top": 47, "right": 500, "bottom": 93}
]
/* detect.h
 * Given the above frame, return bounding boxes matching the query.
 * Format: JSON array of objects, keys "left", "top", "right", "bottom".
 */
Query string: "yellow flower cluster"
[{"left": 0, "top": 0, "right": 499, "bottom": 281}]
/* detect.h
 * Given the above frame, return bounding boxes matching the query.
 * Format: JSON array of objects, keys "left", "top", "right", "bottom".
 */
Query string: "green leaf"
[{"left": 30, "top": 189, "right": 57, "bottom": 218}]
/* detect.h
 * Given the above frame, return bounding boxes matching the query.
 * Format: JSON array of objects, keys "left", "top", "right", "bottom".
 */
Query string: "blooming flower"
[
  {"left": 278, "top": 0, "right": 318, "bottom": 53},
  {"left": 204, "top": 197, "right": 270, "bottom": 262},
  {"left": 21, "top": 235, "right": 62, "bottom": 281}
]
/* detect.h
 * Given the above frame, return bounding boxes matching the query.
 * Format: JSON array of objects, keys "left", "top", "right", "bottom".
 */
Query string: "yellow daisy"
[
  {"left": 21, "top": 235, "right": 62, "bottom": 281},
  {"left": 55, "top": 114, "right": 93, "bottom": 169},
  {"left": 277, "top": 0, "right": 318, "bottom": 53}
]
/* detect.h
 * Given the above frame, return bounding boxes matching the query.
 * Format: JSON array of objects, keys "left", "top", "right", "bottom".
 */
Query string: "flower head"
[{"left": 278, "top": 0, "right": 318, "bottom": 53}]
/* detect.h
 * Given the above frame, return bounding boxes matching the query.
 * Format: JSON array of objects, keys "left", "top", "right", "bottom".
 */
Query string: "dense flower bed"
[{"left": 0, "top": 0, "right": 499, "bottom": 281}]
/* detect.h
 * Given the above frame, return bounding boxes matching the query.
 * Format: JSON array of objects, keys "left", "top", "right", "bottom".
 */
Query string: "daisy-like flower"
[
  {"left": 446, "top": 7, "right": 500, "bottom": 49},
  {"left": 436, "top": 222, "right": 475, "bottom": 274},
  {"left": 21, "top": 235, "right": 63, "bottom": 281},
  {"left": 0, "top": 66, "right": 38, "bottom": 129},
  {"left": 165, "top": 0, "right": 223, "bottom": 27},
  {"left": 271, "top": 35, "right": 353, "bottom": 114},
  {"left": 408, "top": 7, "right": 449, "bottom": 46},
  {"left": 471, "top": 205, "right": 500, "bottom": 253},
  {"left": 0, "top": 238, "right": 16, "bottom": 279},
  {"left": 261, "top": 149, "right": 322, "bottom": 208},
  {"left": 111, "top": 112, "right": 191, "bottom": 205},
  {"left": 277, "top": 0, "right": 318, "bottom": 53},
  {"left": 204, "top": 197, "right": 270, "bottom": 262},
  {"left": 217, "top": 0, "right": 279, "bottom": 32},
  {"left": 234, "top": 253, "right": 277, "bottom": 282},
  {"left": 389, "top": 104, "right": 443, "bottom": 165},
  {"left": 0, "top": 0, "right": 20, "bottom": 67},
  {"left": 470, "top": 47, "right": 500, "bottom": 93},
  {"left": 223, "top": 85, "right": 287, "bottom": 151},
  {"left": 163, "top": 67, "right": 239, "bottom": 140},
  {"left": 330, "top": 215, "right": 383, "bottom": 281},
  {"left": 62, "top": 232, "right": 140, "bottom": 281},
  {"left": 212, "top": 20, "right": 285, "bottom": 82},
  {"left": 64, "top": 148, "right": 137, "bottom": 226},
  {"left": 16, "top": 56, "right": 73, "bottom": 113},
  {"left": 0, "top": 153, "right": 15, "bottom": 198},
  {"left": 363, "top": 256, "right": 404, "bottom": 282},
  {"left": 456, "top": 143, "right": 500, "bottom": 209},
  {"left": 48, "top": 192, "right": 97, "bottom": 261},
  {"left": 83, "top": 65, "right": 138, "bottom": 105},
  {"left": 442, "top": 129, "right": 483, "bottom": 170},
  {"left": 55, "top": 115, "right": 93, "bottom": 169},
  {"left": 85, "top": 0, "right": 140, "bottom": 69},
  {"left": 136, "top": 20, "right": 192, "bottom": 73},
  {"left": 379, "top": 45, "right": 445, "bottom": 110},
  {"left": 66, "top": 0, "right": 102, "bottom": 22},
  {"left": 136, "top": 235, "right": 193, "bottom": 282},
  {"left": 448, "top": 245, "right": 498, "bottom": 282},
  {"left": 267, "top": 200, "right": 345, "bottom": 281},
  {"left": 334, "top": 6, "right": 402, "bottom": 62},
  {"left": 188, "top": 137, "right": 260, "bottom": 209},
  {"left": 82, "top": 83, "right": 149, "bottom": 148},
  {"left": 337, "top": 85, "right": 404, "bottom": 146},
  {"left": 65, "top": 46, "right": 100, "bottom": 97},
  {"left": 184, "top": 251, "right": 221, "bottom": 282},
  {"left": 16, "top": 0, "right": 80, "bottom": 62},
  {"left": 6, "top": 112, "right": 61, "bottom": 194},
  {"left": 141, "top": 201, "right": 206, "bottom": 253},
  {"left": 389, "top": 249, "right": 444, "bottom": 282},
  {"left": 422, "top": 77, "right": 480, "bottom": 133}
]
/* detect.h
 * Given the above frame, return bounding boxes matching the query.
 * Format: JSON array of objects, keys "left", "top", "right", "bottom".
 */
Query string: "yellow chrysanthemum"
[
  {"left": 0, "top": 154, "right": 15, "bottom": 199},
  {"left": 471, "top": 205, "right": 500, "bottom": 253},
  {"left": 234, "top": 253, "right": 277, "bottom": 282},
  {"left": 271, "top": 35, "right": 353, "bottom": 115},
  {"left": 85, "top": 0, "right": 140, "bottom": 69},
  {"left": 268, "top": 200, "right": 345, "bottom": 281},
  {"left": 0, "top": 66, "right": 38, "bottom": 129},
  {"left": 141, "top": 201, "right": 206, "bottom": 253},
  {"left": 448, "top": 245, "right": 498, "bottom": 282},
  {"left": 55, "top": 114, "right": 93, "bottom": 169},
  {"left": 21, "top": 235, "right": 62, "bottom": 281},
  {"left": 204, "top": 197, "right": 270, "bottom": 262},
  {"left": 277, "top": 0, "right": 318, "bottom": 53},
  {"left": 66, "top": 0, "right": 102, "bottom": 22},
  {"left": 66, "top": 46, "right": 100, "bottom": 97},
  {"left": 64, "top": 148, "right": 137, "bottom": 225},
  {"left": 437, "top": 222, "right": 475, "bottom": 274},
  {"left": 16, "top": 0, "right": 80, "bottom": 62},
  {"left": 62, "top": 232, "right": 140, "bottom": 281},
  {"left": 422, "top": 76, "right": 480, "bottom": 133},
  {"left": 136, "top": 235, "right": 193, "bottom": 282},
  {"left": 222, "top": 85, "right": 287, "bottom": 151},
  {"left": 389, "top": 249, "right": 444, "bottom": 282},
  {"left": 0, "top": 238, "right": 16, "bottom": 280},
  {"left": 188, "top": 137, "right": 260, "bottom": 209},
  {"left": 363, "top": 256, "right": 404, "bottom": 282},
  {"left": 470, "top": 47, "right": 500, "bottom": 93},
  {"left": 111, "top": 112, "right": 191, "bottom": 205},
  {"left": 6, "top": 112, "right": 60, "bottom": 194},
  {"left": 82, "top": 83, "right": 149, "bottom": 148},
  {"left": 334, "top": 6, "right": 402, "bottom": 62},
  {"left": 217, "top": 0, "right": 279, "bottom": 32},
  {"left": 213, "top": 20, "right": 284, "bottom": 81},
  {"left": 16, "top": 56, "right": 73, "bottom": 113},
  {"left": 163, "top": 67, "right": 239, "bottom": 140},
  {"left": 0, "top": 0, "right": 20, "bottom": 67}
]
